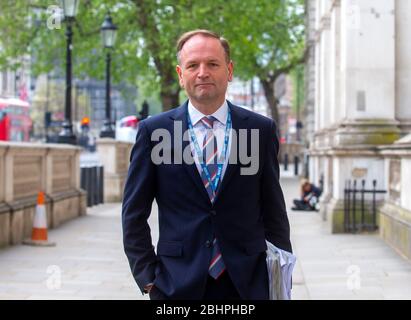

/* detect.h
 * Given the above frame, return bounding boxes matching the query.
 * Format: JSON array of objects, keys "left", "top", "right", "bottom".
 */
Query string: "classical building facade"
[{"left": 306, "top": 0, "right": 411, "bottom": 258}]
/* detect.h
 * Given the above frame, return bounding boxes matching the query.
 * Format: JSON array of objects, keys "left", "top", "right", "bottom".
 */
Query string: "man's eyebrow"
[
  {"left": 184, "top": 58, "right": 221, "bottom": 65},
  {"left": 184, "top": 60, "right": 198, "bottom": 65}
]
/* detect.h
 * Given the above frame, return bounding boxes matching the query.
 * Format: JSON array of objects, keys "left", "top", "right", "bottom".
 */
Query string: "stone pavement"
[
  {"left": 0, "top": 176, "right": 410, "bottom": 300},
  {"left": 282, "top": 176, "right": 411, "bottom": 300},
  {"left": 0, "top": 203, "right": 147, "bottom": 300}
]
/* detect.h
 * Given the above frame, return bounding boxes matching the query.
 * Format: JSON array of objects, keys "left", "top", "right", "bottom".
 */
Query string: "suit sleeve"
[
  {"left": 122, "top": 121, "right": 157, "bottom": 293},
  {"left": 261, "top": 119, "right": 292, "bottom": 253}
]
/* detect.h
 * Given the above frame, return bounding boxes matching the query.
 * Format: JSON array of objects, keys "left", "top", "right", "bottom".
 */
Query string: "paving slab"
[{"left": 0, "top": 175, "right": 410, "bottom": 300}]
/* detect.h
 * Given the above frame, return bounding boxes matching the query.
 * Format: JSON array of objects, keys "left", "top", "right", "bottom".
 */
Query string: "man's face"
[
  {"left": 303, "top": 184, "right": 312, "bottom": 193},
  {"left": 176, "top": 35, "right": 233, "bottom": 106}
]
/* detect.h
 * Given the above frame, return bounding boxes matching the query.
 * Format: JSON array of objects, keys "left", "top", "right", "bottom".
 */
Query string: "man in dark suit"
[{"left": 122, "top": 29, "right": 291, "bottom": 300}]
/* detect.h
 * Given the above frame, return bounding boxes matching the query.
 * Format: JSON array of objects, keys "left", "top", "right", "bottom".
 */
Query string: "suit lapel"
[
  {"left": 170, "top": 102, "right": 210, "bottom": 204},
  {"left": 213, "top": 102, "right": 249, "bottom": 205}
]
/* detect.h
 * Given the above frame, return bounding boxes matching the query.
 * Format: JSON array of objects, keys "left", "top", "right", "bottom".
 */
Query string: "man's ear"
[
  {"left": 176, "top": 65, "right": 184, "bottom": 88},
  {"left": 227, "top": 60, "right": 234, "bottom": 82}
]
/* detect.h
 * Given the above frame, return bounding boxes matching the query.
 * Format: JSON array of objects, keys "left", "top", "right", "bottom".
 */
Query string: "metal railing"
[{"left": 343, "top": 179, "right": 386, "bottom": 233}]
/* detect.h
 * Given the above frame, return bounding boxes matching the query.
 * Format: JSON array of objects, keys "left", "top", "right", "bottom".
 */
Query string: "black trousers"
[
  {"left": 203, "top": 271, "right": 242, "bottom": 300},
  {"left": 149, "top": 272, "right": 242, "bottom": 300},
  {"left": 293, "top": 199, "right": 313, "bottom": 210},
  {"left": 149, "top": 285, "right": 168, "bottom": 300}
]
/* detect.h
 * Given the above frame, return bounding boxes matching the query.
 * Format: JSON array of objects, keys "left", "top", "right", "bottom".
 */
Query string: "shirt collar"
[{"left": 188, "top": 100, "right": 228, "bottom": 126}]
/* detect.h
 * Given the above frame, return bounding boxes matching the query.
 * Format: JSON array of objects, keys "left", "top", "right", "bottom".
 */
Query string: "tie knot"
[{"left": 200, "top": 116, "right": 217, "bottom": 129}]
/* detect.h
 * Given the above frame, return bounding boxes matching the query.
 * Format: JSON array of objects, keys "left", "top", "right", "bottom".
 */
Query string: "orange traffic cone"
[{"left": 23, "top": 191, "right": 55, "bottom": 247}]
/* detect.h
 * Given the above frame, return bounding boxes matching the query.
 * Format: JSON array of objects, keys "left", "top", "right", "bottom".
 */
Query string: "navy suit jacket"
[{"left": 122, "top": 101, "right": 291, "bottom": 299}]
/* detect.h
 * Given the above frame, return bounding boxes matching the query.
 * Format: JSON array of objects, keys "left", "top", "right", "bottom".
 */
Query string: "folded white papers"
[{"left": 266, "top": 240, "right": 297, "bottom": 300}]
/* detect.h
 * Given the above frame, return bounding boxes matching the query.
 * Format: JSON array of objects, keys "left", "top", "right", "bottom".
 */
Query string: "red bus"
[{"left": 0, "top": 98, "right": 32, "bottom": 142}]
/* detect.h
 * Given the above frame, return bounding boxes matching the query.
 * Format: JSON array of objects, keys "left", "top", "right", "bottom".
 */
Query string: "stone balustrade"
[
  {"left": 378, "top": 134, "right": 411, "bottom": 260},
  {"left": 0, "top": 141, "right": 86, "bottom": 247},
  {"left": 96, "top": 138, "right": 133, "bottom": 203}
]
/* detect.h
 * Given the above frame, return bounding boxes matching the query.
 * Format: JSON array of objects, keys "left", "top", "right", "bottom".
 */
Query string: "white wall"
[
  {"left": 395, "top": 0, "right": 411, "bottom": 121},
  {"left": 332, "top": 156, "right": 385, "bottom": 199},
  {"left": 401, "top": 159, "right": 411, "bottom": 211},
  {"left": 340, "top": 0, "right": 396, "bottom": 121}
]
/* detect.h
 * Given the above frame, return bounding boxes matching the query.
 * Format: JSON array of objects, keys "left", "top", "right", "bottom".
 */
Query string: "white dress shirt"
[{"left": 188, "top": 100, "right": 232, "bottom": 180}]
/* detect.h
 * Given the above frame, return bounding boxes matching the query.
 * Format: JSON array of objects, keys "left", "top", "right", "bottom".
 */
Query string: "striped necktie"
[{"left": 200, "top": 116, "right": 226, "bottom": 279}]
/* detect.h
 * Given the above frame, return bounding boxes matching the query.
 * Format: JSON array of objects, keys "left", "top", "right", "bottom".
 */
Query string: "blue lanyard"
[{"left": 187, "top": 110, "right": 231, "bottom": 195}]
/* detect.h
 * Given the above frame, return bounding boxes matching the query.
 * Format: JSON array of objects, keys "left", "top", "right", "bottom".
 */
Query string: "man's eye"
[
  {"left": 210, "top": 63, "right": 219, "bottom": 67},
  {"left": 187, "top": 64, "right": 197, "bottom": 69}
]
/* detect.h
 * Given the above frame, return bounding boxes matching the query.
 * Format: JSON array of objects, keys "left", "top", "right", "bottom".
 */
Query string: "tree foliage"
[{"left": 0, "top": 0, "right": 305, "bottom": 119}]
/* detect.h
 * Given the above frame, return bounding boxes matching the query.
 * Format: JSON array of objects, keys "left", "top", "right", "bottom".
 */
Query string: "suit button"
[
  {"left": 210, "top": 210, "right": 217, "bottom": 216},
  {"left": 205, "top": 240, "right": 212, "bottom": 248}
]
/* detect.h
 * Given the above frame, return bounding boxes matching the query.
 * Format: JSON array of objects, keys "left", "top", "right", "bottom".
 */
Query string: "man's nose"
[{"left": 197, "top": 64, "right": 209, "bottom": 78}]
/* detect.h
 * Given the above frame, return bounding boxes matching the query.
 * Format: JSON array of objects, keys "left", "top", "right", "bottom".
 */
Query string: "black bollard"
[
  {"left": 284, "top": 154, "right": 289, "bottom": 171},
  {"left": 99, "top": 166, "right": 104, "bottom": 205},
  {"left": 86, "top": 167, "right": 92, "bottom": 207},
  {"left": 294, "top": 156, "right": 299, "bottom": 176},
  {"left": 90, "top": 166, "right": 96, "bottom": 206}
]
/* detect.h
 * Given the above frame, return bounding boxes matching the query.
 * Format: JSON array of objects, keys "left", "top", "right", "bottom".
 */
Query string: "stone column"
[
  {"left": 312, "top": 0, "right": 401, "bottom": 233},
  {"left": 304, "top": 0, "right": 317, "bottom": 145},
  {"left": 96, "top": 139, "right": 133, "bottom": 202},
  {"left": 330, "top": 0, "right": 342, "bottom": 124},
  {"left": 395, "top": 0, "right": 411, "bottom": 134},
  {"left": 314, "top": 0, "right": 322, "bottom": 134},
  {"left": 336, "top": 0, "right": 399, "bottom": 146},
  {"left": 317, "top": 0, "right": 333, "bottom": 133},
  {"left": 330, "top": 0, "right": 398, "bottom": 233},
  {"left": 319, "top": 15, "right": 331, "bottom": 131},
  {"left": 320, "top": 0, "right": 333, "bottom": 131}
]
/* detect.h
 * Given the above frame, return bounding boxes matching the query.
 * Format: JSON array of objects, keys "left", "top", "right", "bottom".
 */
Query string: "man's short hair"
[
  {"left": 176, "top": 29, "right": 231, "bottom": 64},
  {"left": 300, "top": 179, "right": 310, "bottom": 187}
]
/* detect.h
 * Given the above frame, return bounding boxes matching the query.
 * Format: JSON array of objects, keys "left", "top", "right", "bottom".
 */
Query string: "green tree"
[
  {"left": 217, "top": 0, "right": 306, "bottom": 126},
  {"left": 0, "top": 0, "right": 305, "bottom": 120}
]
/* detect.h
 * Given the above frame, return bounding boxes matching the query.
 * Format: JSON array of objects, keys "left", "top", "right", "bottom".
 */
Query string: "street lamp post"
[
  {"left": 99, "top": 14, "right": 117, "bottom": 139},
  {"left": 57, "top": 0, "right": 79, "bottom": 145}
]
